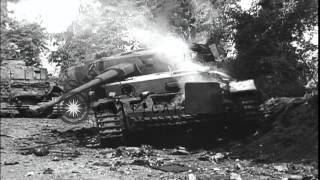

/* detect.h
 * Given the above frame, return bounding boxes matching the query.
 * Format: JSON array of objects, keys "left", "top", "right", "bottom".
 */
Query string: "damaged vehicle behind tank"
[
  {"left": 33, "top": 48, "right": 262, "bottom": 145},
  {"left": 0, "top": 60, "right": 63, "bottom": 117}
]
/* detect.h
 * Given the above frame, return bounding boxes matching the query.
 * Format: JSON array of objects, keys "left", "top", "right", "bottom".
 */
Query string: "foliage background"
[
  {"left": 1, "top": 0, "right": 318, "bottom": 96},
  {"left": 1, "top": 0, "right": 48, "bottom": 66}
]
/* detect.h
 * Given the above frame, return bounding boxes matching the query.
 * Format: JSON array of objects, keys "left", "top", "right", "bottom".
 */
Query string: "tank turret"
[{"left": 59, "top": 49, "right": 170, "bottom": 91}]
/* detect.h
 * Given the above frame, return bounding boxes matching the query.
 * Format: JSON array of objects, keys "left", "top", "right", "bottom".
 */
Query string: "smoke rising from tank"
[
  {"left": 127, "top": 27, "right": 208, "bottom": 72},
  {"left": 118, "top": 1, "right": 220, "bottom": 103},
  {"left": 72, "top": 0, "right": 221, "bottom": 85},
  {"left": 103, "top": 0, "right": 215, "bottom": 72},
  {"left": 61, "top": 0, "right": 218, "bottom": 73},
  {"left": 127, "top": 26, "right": 215, "bottom": 103}
]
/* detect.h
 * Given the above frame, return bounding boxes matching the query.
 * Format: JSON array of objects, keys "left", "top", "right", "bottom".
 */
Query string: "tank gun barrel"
[{"left": 35, "top": 61, "right": 143, "bottom": 112}]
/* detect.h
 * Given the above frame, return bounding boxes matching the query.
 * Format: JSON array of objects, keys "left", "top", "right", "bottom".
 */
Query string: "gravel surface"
[{"left": 0, "top": 97, "right": 318, "bottom": 180}]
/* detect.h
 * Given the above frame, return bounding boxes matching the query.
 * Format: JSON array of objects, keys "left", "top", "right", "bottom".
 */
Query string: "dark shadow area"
[
  {"left": 50, "top": 96, "right": 318, "bottom": 165},
  {"left": 51, "top": 119, "right": 259, "bottom": 150}
]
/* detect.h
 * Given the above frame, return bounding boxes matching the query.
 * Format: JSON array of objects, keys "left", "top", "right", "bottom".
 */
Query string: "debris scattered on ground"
[
  {"left": 98, "top": 148, "right": 115, "bottom": 155},
  {"left": 235, "top": 163, "right": 242, "bottom": 170},
  {"left": 25, "top": 172, "right": 35, "bottom": 177},
  {"left": 111, "top": 145, "right": 154, "bottom": 158},
  {"left": 92, "top": 161, "right": 112, "bottom": 167},
  {"left": 187, "top": 173, "right": 197, "bottom": 180},
  {"left": 212, "top": 152, "right": 227, "bottom": 162},
  {"left": 109, "top": 160, "right": 128, "bottom": 171},
  {"left": 198, "top": 153, "right": 212, "bottom": 161},
  {"left": 49, "top": 149, "right": 81, "bottom": 158},
  {"left": 230, "top": 172, "right": 242, "bottom": 180},
  {"left": 284, "top": 174, "right": 304, "bottom": 180},
  {"left": 152, "top": 163, "right": 195, "bottom": 173},
  {"left": 17, "top": 140, "right": 69, "bottom": 151},
  {"left": 0, "top": 96, "right": 318, "bottom": 179},
  {"left": 34, "top": 147, "right": 50, "bottom": 156},
  {"left": 3, "top": 160, "right": 19, "bottom": 165},
  {"left": 274, "top": 164, "right": 288, "bottom": 172},
  {"left": 0, "top": 134, "right": 13, "bottom": 138},
  {"left": 198, "top": 151, "right": 228, "bottom": 163},
  {"left": 52, "top": 156, "right": 60, "bottom": 161},
  {"left": 20, "top": 148, "right": 34, "bottom": 155},
  {"left": 170, "top": 146, "right": 190, "bottom": 155},
  {"left": 43, "top": 168, "right": 54, "bottom": 174},
  {"left": 130, "top": 159, "right": 150, "bottom": 167}
]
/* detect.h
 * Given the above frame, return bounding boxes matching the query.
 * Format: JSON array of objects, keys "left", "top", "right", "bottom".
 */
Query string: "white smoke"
[
  {"left": 127, "top": 27, "right": 209, "bottom": 72},
  {"left": 126, "top": 25, "right": 213, "bottom": 105}
]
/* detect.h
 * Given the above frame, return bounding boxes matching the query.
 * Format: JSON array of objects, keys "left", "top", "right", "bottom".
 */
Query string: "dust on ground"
[{"left": 0, "top": 96, "right": 318, "bottom": 180}]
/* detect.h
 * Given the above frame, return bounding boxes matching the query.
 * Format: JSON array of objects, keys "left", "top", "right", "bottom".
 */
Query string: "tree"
[
  {"left": 48, "top": 0, "right": 230, "bottom": 68},
  {"left": 223, "top": 0, "right": 318, "bottom": 96},
  {"left": 48, "top": 0, "right": 144, "bottom": 68},
  {"left": 48, "top": 0, "right": 318, "bottom": 97},
  {"left": 0, "top": 0, "right": 48, "bottom": 66}
]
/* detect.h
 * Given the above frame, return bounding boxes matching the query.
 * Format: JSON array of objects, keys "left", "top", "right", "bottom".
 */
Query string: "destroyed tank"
[
  {"left": 34, "top": 48, "right": 262, "bottom": 144},
  {"left": 58, "top": 49, "right": 171, "bottom": 92},
  {"left": 0, "top": 60, "right": 63, "bottom": 117}
]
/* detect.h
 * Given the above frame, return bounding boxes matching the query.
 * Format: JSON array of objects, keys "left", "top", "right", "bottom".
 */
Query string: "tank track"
[
  {"left": 94, "top": 109, "right": 204, "bottom": 145},
  {"left": 95, "top": 95, "right": 262, "bottom": 145},
  {"left": 128, "top": 113, "right": 202, "bottom": 129},
  {"left": 95, "top": 111, "right": 124, "bottom": 144}
]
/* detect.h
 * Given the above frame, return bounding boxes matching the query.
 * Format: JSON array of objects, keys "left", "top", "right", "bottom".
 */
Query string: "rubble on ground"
[{"left": 0, "top": 95, "right": 318, "bottom": 179}]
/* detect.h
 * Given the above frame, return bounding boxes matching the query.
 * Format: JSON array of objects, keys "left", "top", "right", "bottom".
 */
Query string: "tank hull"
[{"left": 52, "top": 70, "right": 262, "bottom": 145}]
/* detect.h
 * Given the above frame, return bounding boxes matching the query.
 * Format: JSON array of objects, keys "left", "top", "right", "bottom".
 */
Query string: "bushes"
[{"left": 221, "top": 0, "right": 318, "bottom": 97}]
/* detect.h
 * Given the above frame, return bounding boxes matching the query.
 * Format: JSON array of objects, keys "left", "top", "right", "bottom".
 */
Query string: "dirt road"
[{"left": 0, "top": 117, "right": 318, "bottom": 180}]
